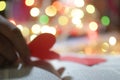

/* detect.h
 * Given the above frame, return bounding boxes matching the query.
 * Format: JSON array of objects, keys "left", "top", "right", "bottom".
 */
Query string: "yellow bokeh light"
[
  {"left": 89, "top": 21, "right": 98, "bottom": 31},
  {"left": 41, "top": 25, "right": 56, "bottom": 35},
  {"left": 74, "top": 0, "right": 85, "bottom": 8},
  {"left": 0, "top": 1, "right": 6, "bottom": 11},
  {"left": 31, "top": 24, "right": 41, "bottom": 34},
  {"left": 64, "top": 7, "right": 70, "bottom": 14},
  {"left": 71, "top": 8, "right": 84, "bottom": 19},
  {"left": 58, "top": 16, "right": 68, "bottom": 26},
  {"left": 45, "top": 5, "right": 57, "bottom": 17},
  {"left": 25, "top": 0, "right": 34, "bottom": 6},
  {"left": 30, "top": 7, "right": 40, "bottom": 17},
  {"left": 22, "top": 27, "right": 30, "bottom": 37},
  {"left": 109, "top": 36, "right": 117, "bottom": 46},
  {"left": 101, "top": 42, "right": 109, "bottom": 52},
  {"left": 17, "top": 25, "right": 30, "bottom": 37},
  {"left": 86, "top": 4, "right": 95, "bottom": 14}
]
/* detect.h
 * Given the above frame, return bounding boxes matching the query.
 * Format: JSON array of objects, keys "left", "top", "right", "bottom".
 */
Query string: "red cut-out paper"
[
  {"left": 28, "top": 33, "right": 106, "bottom": 66},
  {"left": 28, "top": 33, "right": 60, "bottom": 60},
  {"left": 60, "top": 56, "right": 106, "bottom": 66}
]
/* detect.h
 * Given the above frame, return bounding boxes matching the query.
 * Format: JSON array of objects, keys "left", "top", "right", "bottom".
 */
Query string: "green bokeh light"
[
  {"left": 101, "top": 16, "right": 110, "bottom": 26},
  {"left": 39, "top": 15, "right": 49, "bottom": 24}
]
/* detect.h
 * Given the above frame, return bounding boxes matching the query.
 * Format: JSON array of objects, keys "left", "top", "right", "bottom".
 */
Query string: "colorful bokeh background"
[{"left": 0, "top": 0, "right": 120, "bottom": 55}]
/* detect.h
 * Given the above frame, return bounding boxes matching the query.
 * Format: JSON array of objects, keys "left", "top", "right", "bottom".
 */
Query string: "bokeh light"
[
  {"left": 25, "top": 0, "right": 34, "bottom": 6},
  {"left": 64, "top": 7, "right": 70, "bottom": 14},
  {"left": 45, "top": 5, "right": 57, "bottom": 17},
  {"left": 39, "top": 15, "right": 49, "bottom": 24},
  {"left": 101, "top": 42, "right": 109, "bottom": 52},
  {"left": 17, "top": 25, "right": 30, "bottom": 37},
  {"left": 58, "top": 16, "right": 69, "bottom": 26},
  {"left": 30, "top": 34, "right": 37, "bottom": 41},
  {"left": 86, "top": 4, "right": 95, "bottom": 14},
  {"left": 30, "top": 7, "right": 40, "bottom": 17},
  {"left": 109, "top": 36, "right": 117, "bottom": 46},
  {"left": 52, "top": 1, "right": 63, "bottom": 11},
  {"left": 41, "top": 25, "right": 56, "bottom": 35},
  {"left": 72, "top": 17, "right": 81, "bottom": 25},
  {"left": 31, "top": 24, "right": 41, "bottom": 34},
  {"left": 76, "top": 23, "right": 83, "bottom": 29},
  {"left": 87, "top": 30, "right": 98, "bottom": 40},
  {"left": 74, "top": 0, "right": 85, "bottom": 8},
  {"left": 4, "top": 0, "right": 120, "bottom": 56},
  {"left": 17, "top": 25, "right": 24, "bottom": 32},
  {"left": 21, "top": 27, "right": 30, "bottom": 37},
  {"left": 71, "top": 8, "right": 84, "bottom": 19},
  {"left": 89, "top": 21, "right": 98, "bottom": 31},
  {"left": 0, "top": 1, "right": 6, "bottom": 11},
  {"left": 101, "top": 16, "right": 110, "bottom": 26}
]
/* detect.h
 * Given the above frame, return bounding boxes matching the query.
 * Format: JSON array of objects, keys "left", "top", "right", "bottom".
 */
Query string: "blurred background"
[{"left": 0, "top": 0, "right": 120, "bottom": 56}]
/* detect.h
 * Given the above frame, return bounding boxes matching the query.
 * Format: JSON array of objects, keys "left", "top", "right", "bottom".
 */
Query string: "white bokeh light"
[
  {"left": 109, "top": 36, "right": 117, "bottom": 46},
  {"left": 71, "top": 8, "right": 84, "bottom": 19},
  {"left": 31, "top": 24, "right": 41, "bottom": 34},
  {"left": 41, "top": 25, "right": 56, "bottom": 35},
  {"left": 74, "top": 0, "right": 85, "bottom": 8},
  {"left": 30, "top": 7, "right": 40, "bottom": 17}
]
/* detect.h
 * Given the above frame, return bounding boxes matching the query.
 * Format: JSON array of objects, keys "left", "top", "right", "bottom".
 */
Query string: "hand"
[
  {"left": 0, "top": 15, "right": 30, "bottom": 68},
  {"left": 30, "top": 60, "right": 71, "bottom": 80},
  {"left": 0, "top": 15, "right": 71, "bottom": 79}
]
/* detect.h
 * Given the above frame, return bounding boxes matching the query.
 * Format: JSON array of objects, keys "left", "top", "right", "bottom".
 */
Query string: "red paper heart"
[
  {"left": 28, "top": 33, "right": 106, "bottom": 66},
  {"left": 60, "top": 56, "right": 106, "bottom": 66},
  {"left": 28, "top": 33, "right": 60, "bottom": 60}
]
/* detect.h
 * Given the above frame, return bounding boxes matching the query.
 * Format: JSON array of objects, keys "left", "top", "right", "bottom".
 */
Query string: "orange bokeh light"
[{"left": 52, "top": 1, "right": 63, "bottom": 11}]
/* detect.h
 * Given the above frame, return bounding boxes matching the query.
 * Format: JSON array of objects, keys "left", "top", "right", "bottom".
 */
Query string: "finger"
[
  {"left": 62, "top": 76, "right": 72, "bottom": 80},
  {"left": 0, "top": 16, "right": 30, "bottom": 64},
  {"left": 30, "top": 60, "right": 60, "bottom": 77},
  {"left": 0, "top": 34, "right": 17, "bottom": 63},
  {"left": 11, "top": 28, "right": 30, "bottom": 64},
  {"left": 30, "top": 60, "right": 56, "bottom": 72},
  {"left": 0, "top": 47, "right": 17, "bottom": 63},
  {"left": 57, "top": 67, "right": 65, "bottom": 76},
  {"left": 0, "top": 54, "right": 15, "bottom": 68},
  {"left": 57, "top": 67, "right": 72, "bottom": 80},
  {"left": 0, "top": 55, "right": 5, "bottom": 66}
]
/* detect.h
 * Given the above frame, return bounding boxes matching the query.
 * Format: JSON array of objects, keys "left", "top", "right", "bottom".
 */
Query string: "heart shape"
[
  {"left": 28, "top": 33, "right": 60, "bottom": 60},
  {"left": 28, "top": 33, "right": 106, "bottom": 66}
]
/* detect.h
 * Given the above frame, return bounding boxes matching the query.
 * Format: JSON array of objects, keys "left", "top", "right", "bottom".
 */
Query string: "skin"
[
  {"left": 0, "top": 15, "right": 70, "bottom": 80},
  {"left": 0, "top": 15, "right": 30, "bottom": 66}
]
